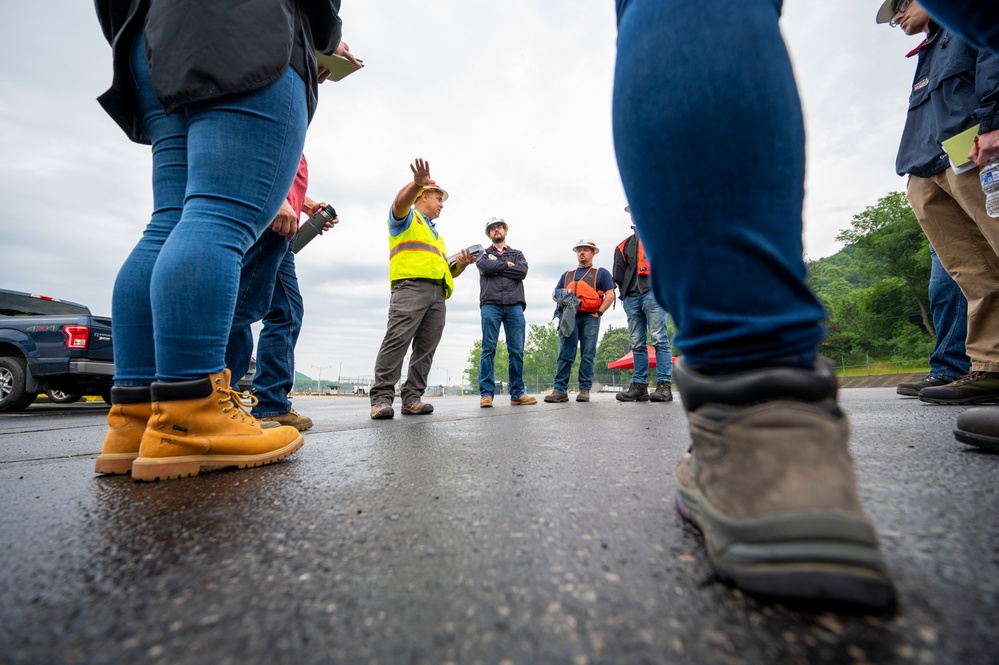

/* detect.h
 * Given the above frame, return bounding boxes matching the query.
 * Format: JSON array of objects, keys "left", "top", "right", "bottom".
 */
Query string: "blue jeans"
[
  {"left": 554, "top": 314, "right": 601, "bottom": 393},
  {"left": 622, "top": 292, "right": 672, "bottom": 384},
  {"left": 613, "top": 0, "right": 826, "bottom": 374},
  {"left": 928, "top": 245, "right": 970, "bottom": 381},
  {"left": 479, "top": 304, "right": 527, "bottom": 398},
  {"left": 112, "top": 35, "right": 307, "bottom": 385},
  {"left": 226, "top": 231, "right": 304, "bottom": 416}
]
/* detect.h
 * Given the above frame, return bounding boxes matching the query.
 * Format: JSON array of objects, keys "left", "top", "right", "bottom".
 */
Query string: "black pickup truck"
[{"left": 0, "top": 289, "right": 114, "bottom": 412}]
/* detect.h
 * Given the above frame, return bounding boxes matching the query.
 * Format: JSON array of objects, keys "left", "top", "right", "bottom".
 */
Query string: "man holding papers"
[{"left": 878, "top": 0, "right": 999, "bottom": 404}]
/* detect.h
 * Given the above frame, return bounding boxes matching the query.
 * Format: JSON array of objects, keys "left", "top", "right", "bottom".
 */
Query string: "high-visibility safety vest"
[
  {"left": 564, "top": 268, "right": 605, "bottom": 314},
  {"left": 388, "top": 209, "right": 454, "bottom": 299},
  {"left": 617, "top": 236, "right": 649, "bottom": 276}
]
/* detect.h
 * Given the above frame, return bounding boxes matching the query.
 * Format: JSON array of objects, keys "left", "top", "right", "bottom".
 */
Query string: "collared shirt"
[{"left": 389, "top": 207, "right": 439, "bottom": 239}]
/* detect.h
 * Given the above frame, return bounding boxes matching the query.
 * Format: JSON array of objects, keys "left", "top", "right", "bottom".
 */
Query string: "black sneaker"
[
  {"left": 616, "top": 382, "right": 649, "bottom": 402},
  {"left": 918, "top": 372, "right": 999, "bottom": 405},
  {"left": 896, "top": 374, "right": 950, "bottom": 397},
  {"left": 954, "top": 406, "right": 999, "bottom": 451},
  {"left": 648, "top": 380, "right": 673, "bottom": 402}
]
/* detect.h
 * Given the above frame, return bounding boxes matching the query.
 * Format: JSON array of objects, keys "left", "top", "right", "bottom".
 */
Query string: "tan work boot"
[
  {"left": 260, "top": 408, "right": 313, "bottom": 431},
  {"left": 673, "top": 359, "right": 895, "bottom": 608},
  {"left": 132, "top": 370, "right": 303, "bottom": 482},
  {"left": 480, "top": 395, "right": 493, "bottom": 408},
  {"left": 575, "top": 389, "right": 590, "bottom": 402},
  {"left": 510, "top": 394, "right": 537, "bottom": 405},
  {"left": 370, "top": 403, "right": 395, "bottom": 419},
  {"left": 95, "top": 386, "right": 152, "bottom": 475},
  {"left": 401, "top": 401, "right": 434, "bottom": 415}
]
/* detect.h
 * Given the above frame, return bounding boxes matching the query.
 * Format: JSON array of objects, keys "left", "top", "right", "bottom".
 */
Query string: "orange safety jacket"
[
  {"left": 616, "top": 236, "right": 649, "bottom": 276},
  {"left": 563, "top": 268, "right": 605, "bottom": 314}
]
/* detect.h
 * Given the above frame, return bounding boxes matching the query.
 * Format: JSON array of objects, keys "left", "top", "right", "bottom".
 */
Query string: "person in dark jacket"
[
  {"left": 877, "top": 0, "right": 999, "bottom": 405},
  {"left": 612, "top": 206, "right": 673, "bottom": 403},
  {"left": 912, "top": 0, "right": 999, "bottom": 451},
  {"left": 92, "top": 0, "right": 354, "bottom": 482},
  {"left": 476, "top": 218, "right": 535, "bottom": 407}
]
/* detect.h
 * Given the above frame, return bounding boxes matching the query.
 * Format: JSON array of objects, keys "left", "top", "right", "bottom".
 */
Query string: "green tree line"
[{"left": 809, "top": 191, "right": 935, "bottom": 363}]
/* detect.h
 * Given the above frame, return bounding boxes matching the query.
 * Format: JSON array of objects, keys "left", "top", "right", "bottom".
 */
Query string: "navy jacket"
[
  {"left": 896, "top": 24, "right": 999, "bottom": 178},
  {"left": 476, "top": 246, "right": 528, "bottom": 309}
]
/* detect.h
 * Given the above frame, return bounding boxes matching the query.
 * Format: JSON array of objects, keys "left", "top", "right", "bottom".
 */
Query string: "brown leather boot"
[
  {"left": 674, "top": 359, "right": 895, "bottom": 608},
  {"left": 95, "top": 386, "right": 152, "bottom": 475},
  {"left": 132, "top": 370, "right": 303, "bottom": 482}
]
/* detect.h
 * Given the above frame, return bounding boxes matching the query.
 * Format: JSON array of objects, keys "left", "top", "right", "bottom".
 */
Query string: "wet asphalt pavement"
[{"left": 0, "top": 389, "right": 997, "bottom": 665}]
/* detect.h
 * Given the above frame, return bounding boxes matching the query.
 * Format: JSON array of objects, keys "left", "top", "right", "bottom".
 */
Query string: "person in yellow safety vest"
[{"left": 370, "top": 158, "right": 473, "bottom": 420}]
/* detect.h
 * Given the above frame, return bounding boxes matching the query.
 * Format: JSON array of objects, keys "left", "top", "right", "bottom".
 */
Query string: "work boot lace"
[
  {"left": 216, "top": 381, "right": 259, "bottom": 424},
  {"left": 952, "top": 371, "right": 993, "bottom": 387}
]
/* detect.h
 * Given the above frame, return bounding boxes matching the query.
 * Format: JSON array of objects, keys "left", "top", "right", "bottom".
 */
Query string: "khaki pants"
[
  {"left": 908, "top": 169, "right": 999, "bottom": 370},
  {"left": 370, "top": 279, "right": 447, "bottom": 405}
]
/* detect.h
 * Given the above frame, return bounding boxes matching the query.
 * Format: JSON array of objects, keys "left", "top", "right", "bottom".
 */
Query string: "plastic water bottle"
[{"left": 982, "top": 156, "right": 999, "bottom": 218}]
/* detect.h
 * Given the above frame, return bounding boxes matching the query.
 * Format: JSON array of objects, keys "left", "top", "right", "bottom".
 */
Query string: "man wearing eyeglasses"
[{"left": 877, "top": 0, "right": 999, "bottom": 405}]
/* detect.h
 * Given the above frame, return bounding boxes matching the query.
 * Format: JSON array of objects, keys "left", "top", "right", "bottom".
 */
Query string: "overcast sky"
[{"left": 0, "top": 2, "right": 928, "bottom": 386}]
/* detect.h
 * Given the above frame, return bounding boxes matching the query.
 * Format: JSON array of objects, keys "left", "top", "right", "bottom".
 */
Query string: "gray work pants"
[{"left": 370, "top": 279, "right": 447, "bottom": 405}]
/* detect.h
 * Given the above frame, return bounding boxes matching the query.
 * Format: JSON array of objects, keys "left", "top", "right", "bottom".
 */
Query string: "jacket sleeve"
[
  {"left": 476, "top": 252, "right": 506, "bottom": 275},
  {"left": 612, "top": 243, "right": 627, "bottom": 287},
  {"left": 502, "top": 250, "right": 529, "bottom": 280},
  {"left": 975, "top": 47, "right": 999, "bottom": 134},
  {"left": 303, "top": 0, "right": 343, "bottom": 54}
]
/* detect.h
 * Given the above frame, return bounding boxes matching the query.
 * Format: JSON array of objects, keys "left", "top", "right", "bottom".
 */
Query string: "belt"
[{"left": 391, "top": 277, "right": 445, "bottom": 289}]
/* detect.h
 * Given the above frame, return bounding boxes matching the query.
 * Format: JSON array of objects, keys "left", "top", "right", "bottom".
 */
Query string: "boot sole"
[
  {"left": 616, "top": 395, "right": 649, "bottom": 402},
  {"left": 954, "top": 428, "right": 999, "bottom": 451},
  {"left": 131, "top": 434, "right": 304, "bottom": 482},
  {"left": 675, "top": 490, "right": 895, "bottom": 608},
  {"left": 918, "top": 395, "right": 999, "bottom": 405},
  {"left": 94, "top": 453, "right": 138, "bottom": 475}
]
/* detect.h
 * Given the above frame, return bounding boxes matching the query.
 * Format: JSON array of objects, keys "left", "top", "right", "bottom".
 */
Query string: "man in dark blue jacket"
[
  {"left": 878, "top": 0, "right": 999, "bottom": 404},
  {"left": 476, "top": 218, "right": 536, "bottom": 407}
]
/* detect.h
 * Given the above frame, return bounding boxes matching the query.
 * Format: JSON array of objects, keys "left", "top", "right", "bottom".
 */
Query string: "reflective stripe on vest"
[
  {"left": 389, "top": 240, "right": 445, "bottom": 259},
  {"left": 387, "top": 209, "right": 454, "bottom": 298}
]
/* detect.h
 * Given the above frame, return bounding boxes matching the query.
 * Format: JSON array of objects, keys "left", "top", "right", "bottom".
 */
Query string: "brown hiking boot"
[
  {"left": 131, "top": 370, "right": 303, "bottom": 482},
  {"left": 401, "top": 401, "right": 434, "bottom": 415},
  {"left": 511, "top": 394, "right": 537, "bottom": 405},
  {"left": 673, "top": 359, "right": 895, "bottom": 608},
  {"left": 918, "top": 371, "right": 999, "bottom": 404},
  {"left": 575, "top": 389, "right": 590, "bottom": 402},
  {"left": 480, "top": 395, "right": 493, "bottom": 408},
  {"left": 261, "top": 408, "right": 313, "bottom": 431},
  {"left": 95, "top": 386, "right": 152, "bottom": 475},
  {"left": 370, "top": 403, "right": 394, "bottom": 420},
  {"left": 544, "top": 391, "right": 568, "bottom": 403}
]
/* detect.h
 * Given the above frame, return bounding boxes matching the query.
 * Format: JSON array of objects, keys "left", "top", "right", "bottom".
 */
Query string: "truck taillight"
[{"left": 63, "top": 325, "right": 90, "bottom": 349}]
